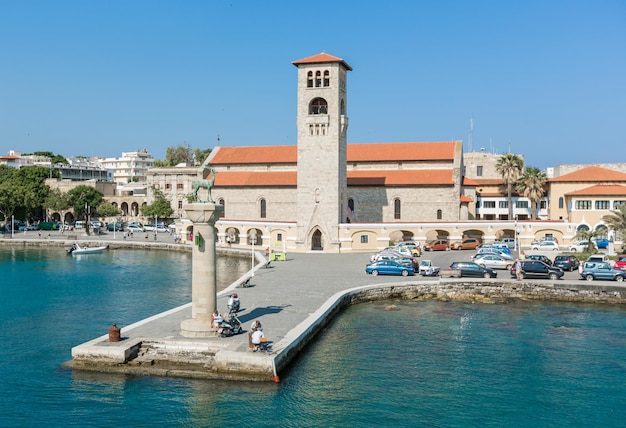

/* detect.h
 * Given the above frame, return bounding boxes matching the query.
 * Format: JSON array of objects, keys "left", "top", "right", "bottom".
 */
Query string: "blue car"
[
  {"left": 365, "top": 260, "right": 415, "bottom": 277},
  {"left": 580, "top": 262, "right": 625, "bottom": 282},
  {"left": 593, "top": 238, "right": 609, "bottom": 249}
]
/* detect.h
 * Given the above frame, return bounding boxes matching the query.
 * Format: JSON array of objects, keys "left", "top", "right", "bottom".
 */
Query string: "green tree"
[
  {"left": 602, "top": 203, "right": 626, "bottom": 242},
  {"left": 96, "top": 201, "right": 121, "bottom": 219},
  {"left": 575, "top": 227, "right": 602, "bottom": 253},
  {"left": 0, "top": 177, "right": 27, "bottom": 222},
  {"left": 0, "top": 165, "right": 53, "bottom": 221},
  {"left": 165, "top": 143, "right": 194, "bottom": 166},
  {"left": 193, "top": 148, "right": 212, "bottom": 165},
  {"left": 516, "top": 167, "right": 547, "bottom": 220},
  {"left": 67, "top": 185, "right": 104, "bottom": 218},
  {"left": 44, "top": 189, "right": 72, "bottom": 229},
  {"left": 496, "top": 153, "right": 524, "bottom": 220},
  {"left": 141, "top": 187, "right": 174, "bottom": 221}
]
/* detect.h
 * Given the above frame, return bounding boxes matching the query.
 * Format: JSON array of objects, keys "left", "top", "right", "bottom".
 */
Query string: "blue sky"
[{"left": 2, "top": 0, "right": 625, "bottom": 169}]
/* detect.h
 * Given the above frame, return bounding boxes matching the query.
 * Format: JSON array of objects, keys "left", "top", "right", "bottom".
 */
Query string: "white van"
[{"left": 74, "top": 221, "right": 85, "bottom": 229}]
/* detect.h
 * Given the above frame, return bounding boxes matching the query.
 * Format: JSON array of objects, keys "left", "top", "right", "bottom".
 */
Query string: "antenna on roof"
[{"left": 217, "top": 134, "right": 220, "bottom": 147}]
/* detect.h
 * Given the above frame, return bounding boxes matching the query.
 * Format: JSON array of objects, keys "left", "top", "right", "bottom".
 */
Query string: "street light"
[{"left": 251, "top": 232, "right": 256, "bottom": 278}]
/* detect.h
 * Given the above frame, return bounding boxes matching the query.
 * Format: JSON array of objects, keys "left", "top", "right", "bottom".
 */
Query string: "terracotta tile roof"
[
  {"left": 208, "top": 141, "right": 459, "bottom": 165},
  {"left": 347, "top": 141, "right": 457, "bottom": 162},
  {"left": 347, "top": 169, "right": 453, "bottom": 186},
  {"left": 215, "top": 171, "right": 296, "bottom": 187},
  {"left": 565, "top": 184, "right": 626, "bottom": 197},
  {"left": 214, "top": 169, "right": 454, "bottom": 187},
  {"left": 460, "top": 195, "right": 474, "bottom": 202},
  {"left": 210, "top": 146, "right": 297, "bottom": 165},
  {"left": 292, "top": 52, "right": 353, "bottom": 71},
  {"left": 549, "top": 166, "right": 626, "bottom": 182},
  {"left": 463, "top": 177, "right": 480, "bottom": 186}
]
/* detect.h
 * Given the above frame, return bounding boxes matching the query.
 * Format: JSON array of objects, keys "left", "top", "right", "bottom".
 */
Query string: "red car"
[
  {"left": 423, "top": 239, "right": 450, "bottom": 251},
  {"left": 615, "top": 255, "right": 626, "bottom": 271}
]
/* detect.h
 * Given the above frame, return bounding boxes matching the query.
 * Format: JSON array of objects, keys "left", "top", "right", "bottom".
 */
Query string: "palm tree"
[
  {"left": 602, "top": 203, "right": 626, "bottom": 242},
  {"left": 516, "top": 167, "right": 547, "bottom": 220},
  {"left": 496, "top": 153, "right": 524, "bottom": 220},
  {"left": 575, "top": 227, "right": 601, "bottom": 253}
]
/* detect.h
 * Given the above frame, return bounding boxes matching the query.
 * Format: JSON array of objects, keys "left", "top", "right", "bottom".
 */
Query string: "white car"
[
  {"left": 418, "top": 260, "right": 440, "bottom": 276},
  {"left": 472, "top": 254, "right": 513, "bottom": 270},
  {"left": 126, "top": 222, "right": 145, "bottom": 233},
  {"left": 569, "top": 241, "right": 596, "bottom": 252},
  {"left": 531, "top": 241, "right": 560, "bottom": 251},
  {"left": 475, "top": 248, "right": 513, "bottom": 260}
]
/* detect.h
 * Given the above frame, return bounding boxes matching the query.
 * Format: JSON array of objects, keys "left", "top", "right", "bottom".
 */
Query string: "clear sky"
[{"left": 2, "top": 0, "right": 625, "bottom": 169}]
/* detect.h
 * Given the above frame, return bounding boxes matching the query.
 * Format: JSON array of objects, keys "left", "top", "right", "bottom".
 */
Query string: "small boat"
[{"left": 67, "top": 242, "right": 109, "bottom": 255}]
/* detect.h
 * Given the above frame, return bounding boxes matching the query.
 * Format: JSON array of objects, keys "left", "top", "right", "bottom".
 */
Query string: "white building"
[{"left": 98, "top": 149, "right": 154, "bottom": 184}]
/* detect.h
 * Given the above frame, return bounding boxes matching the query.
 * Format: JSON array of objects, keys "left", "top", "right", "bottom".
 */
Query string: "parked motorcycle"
[{"left": 217, "top": 314, "right": 243, "bottom": 337}]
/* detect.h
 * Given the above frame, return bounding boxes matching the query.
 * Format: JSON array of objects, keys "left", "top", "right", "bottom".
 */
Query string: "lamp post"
[{"left": 251, "top": 232, "right": 256, "bottom": 278}]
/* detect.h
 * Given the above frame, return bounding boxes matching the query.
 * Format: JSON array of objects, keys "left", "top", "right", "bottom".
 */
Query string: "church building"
[{"left": 202, "top": 53, "right": 471, "bottom": 252}]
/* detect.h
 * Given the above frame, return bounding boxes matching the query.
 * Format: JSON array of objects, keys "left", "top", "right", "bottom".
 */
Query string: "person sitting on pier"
[{"left": 251, "top": 328, "right": 266, "bottom": 352}]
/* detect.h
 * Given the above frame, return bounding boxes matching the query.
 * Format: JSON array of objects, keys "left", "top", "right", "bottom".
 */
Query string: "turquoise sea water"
[{"left": 1, "top": 247, "right": 626, "bottom": 427}]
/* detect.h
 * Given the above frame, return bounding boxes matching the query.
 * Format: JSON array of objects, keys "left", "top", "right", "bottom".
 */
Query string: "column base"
[{"left": 180, "top": 318, "right": 216, "bottom": 338}]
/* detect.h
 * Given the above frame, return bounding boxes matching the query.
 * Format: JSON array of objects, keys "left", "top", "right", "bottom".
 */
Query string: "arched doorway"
[{"left": 311, "top": 229, "right": 323, "bottom": 251}]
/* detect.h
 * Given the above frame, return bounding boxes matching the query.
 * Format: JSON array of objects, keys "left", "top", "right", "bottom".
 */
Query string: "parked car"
[
  {"left": 592, "top": 237, "right": 610, "bottom": 249},
  {"left": 145, "top": 223, "right": 170, "bottom": 233},
  {"left": 614, "top": 255, "right": 626, "bottom": 271},
  {"left": 569, "top": 241, "right": 596, "bottom": 252},
  {"left": 530, "top": 241, "right": 560, "bottom": 251},
  {"left": 553, "top": 255, "right": 580, "bottom": 272},
  {"left": 365, "top": 260, "right": 415, "bottom": 276},
  {"left": 580, "top": 262, "right": 625, "bottom": 282},
  {"left": 471, "top": 254, "right": 513, "bottom": 270},
  {"left": 525, "top": 254, "right": 553, "bottom": 265},
  {"left": 477, "top": 243, "right": 512, "bottom": 256},
  {"left": 371, "top": 253, "right": 417, "bottom": 269},
  {"left": 37, "top": 221, "right": 59, "bottom": 231},
  {"left": 449, "top": 262, "right": 497, "bottom": 278},
  {"left": 510, "top": 260, "right": 564, "bottom": 280},
  {"left": 395, "top": 242, "right": 421, "bottom": 257},
  {"left": 423, "top": 239, "right": 450, "bottom": 251},
  {"left": 106, "top": 222, "right": 123, "bottom": 232},
  {"left": 450, "top": 238, "right": 481, "bottom": 250},
  {"left": 126, "top": 222, "right": 145, "bottom": 233},
  {"left": 501, "top": 238, "right": 517, "bottom": 249},
  {"left": 475, "top": 248, "right": 513, "bottom": 260},
  {"left": 74, "top": 221, "right": 85, "bottom": 229},
  {"left": 418, "top": 260, "right": 440, "bottom": 276}
]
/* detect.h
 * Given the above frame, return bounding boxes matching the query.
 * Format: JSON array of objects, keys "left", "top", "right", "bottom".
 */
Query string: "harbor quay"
[{"left": 3, "top": 233, "right": 626, "bottom": 382}]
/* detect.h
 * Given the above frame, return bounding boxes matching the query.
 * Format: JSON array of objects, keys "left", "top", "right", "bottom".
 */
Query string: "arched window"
[
  {"left": 559, "top": 197, "right": 564, "bottom": 209},
  {"left": 309, "top": 98, "right": 328, "bottom": 115},
  {"left": 394, "top": 198, "right": 401, "bottom": 220},
  {"left": 218, "top": 198, "right": 225, "bottom": 218},
  {"left": 315, "top": 71, "right": 322, "bottom": 87},
  {"left": 260, "top": 198, "right": 266, "bottom": 218},
  {"left": 323, "top": 70, "right": 330, "bottom": 86},
  {"left": 437, "top": 209, "right": 442, "bottom": 220},
  {"left": 307, "top": 71, "right": 313, "bottom": 88}
]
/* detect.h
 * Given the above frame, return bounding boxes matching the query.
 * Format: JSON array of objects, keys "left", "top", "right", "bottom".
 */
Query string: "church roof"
[
  {"left": 347, "top": 141, "right": 457, "bottom": 162},
  {"left": 208, "top": 141, "right": 458, "bottom": 165},
  {"left": 549, "top": 166, "right": 626, "bottom": 182},
  {"left": 292, "top": 52, "right": 353, "bottom": 71}
]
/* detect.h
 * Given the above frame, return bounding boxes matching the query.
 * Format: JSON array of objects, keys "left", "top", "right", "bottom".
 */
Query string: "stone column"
[{"left": 180, "top": 202, "right": 223, "bottom": 338}]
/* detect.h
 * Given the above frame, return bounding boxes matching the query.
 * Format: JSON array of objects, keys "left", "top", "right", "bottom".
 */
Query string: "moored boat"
[{"left": 67, "top": 242, "right": 109, "bottom": 255}]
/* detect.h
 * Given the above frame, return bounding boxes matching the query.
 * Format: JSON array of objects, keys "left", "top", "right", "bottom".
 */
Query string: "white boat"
[{"left": 67, "top": 242, "right": 109, "bottom": 255}]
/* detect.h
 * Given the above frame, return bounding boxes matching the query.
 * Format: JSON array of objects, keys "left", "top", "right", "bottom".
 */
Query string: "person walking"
[{"left": 515, "top": 259, "right": 523, "bottom": 281}]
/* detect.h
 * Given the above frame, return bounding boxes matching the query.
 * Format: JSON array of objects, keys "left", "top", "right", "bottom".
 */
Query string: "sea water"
[{"left": 1, "top": 247, "right": 626, "bottom": 427}]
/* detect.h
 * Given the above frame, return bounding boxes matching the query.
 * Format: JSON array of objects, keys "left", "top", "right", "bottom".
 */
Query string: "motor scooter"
[
  {"left": 217, "top": 314, "right": 243, "bottom": 337},
  {"left": 227, "top": 294, "right": 240, "bottom": 314}
]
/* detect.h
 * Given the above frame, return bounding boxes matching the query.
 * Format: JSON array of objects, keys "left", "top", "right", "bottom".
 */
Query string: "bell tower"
[{"left": 292, "top": 53, "right": 352, "bottom": 252}]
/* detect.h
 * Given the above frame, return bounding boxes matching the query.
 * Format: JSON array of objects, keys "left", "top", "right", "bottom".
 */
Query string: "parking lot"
[{"left": 410, "top": 247, "right": 604, "bottom": 282}]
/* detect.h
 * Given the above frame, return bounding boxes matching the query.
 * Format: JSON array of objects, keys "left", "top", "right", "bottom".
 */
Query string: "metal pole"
[
  {"left": 11, "top": 215, "right": 14, "bottom": 239},
  {"left": 251, "top": 233, "right": 255, "bottom": 278}
]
